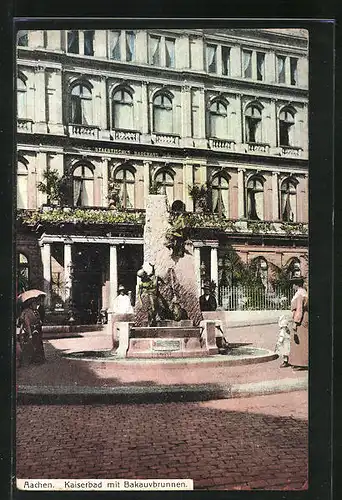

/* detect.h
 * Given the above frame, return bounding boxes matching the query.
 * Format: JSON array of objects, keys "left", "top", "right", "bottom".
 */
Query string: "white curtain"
[
  {"left": 207, "top": 45, "right": 216, "bottom": 71},
  {"left": 255, "top": 191, "right": 264, "bottom": 219},
  {"left": 84, "top": 31, "right": 94, "bottom": 56},
  {"left": 154, "top": 106, "right": 172, "bottom": 134},
  {"left": 17, "top": 174, "right": 28, "bottom": 209},
  {"left": 17, "top": 91, "right": 26, "bottom": 119},
  {"left": 110, "top": 31, "right": 121, "bottom": 60},
  {"left": 113, "top": 100, "right": 133, "bottom": 129},
  {"left": 278, "top": 57, "right": 285, "bottom": 82},
  {"left": 243, "top": 51, "right": 252, "bottom": 77},
  {"left": 125, "top": 32, "right": 135, "bottom": 61},
  {"left": 67, "top": 31, "right": 78, "bottom": 53},
  {"left": 73, "top": 177, "right": 82, "bottom": 206},
  {"left": 81, "top": 97, "right": 92, "bottom": 125},
  {"left": 257, "top": 54, "right": 264, "bottom": 79},
  {"left": 83, "top": 178, "right": 94, "bottom": 206},
  {"left": 149, "top": 36, "right": 160, "bottom": 64},
  {"left": 165, "top": 39, "right": 175, "bottom": 67}
]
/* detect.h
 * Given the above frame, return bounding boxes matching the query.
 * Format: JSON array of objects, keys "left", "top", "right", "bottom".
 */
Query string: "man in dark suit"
[{"left": 199, "top": 284, "right": 217, "bottom": 311}]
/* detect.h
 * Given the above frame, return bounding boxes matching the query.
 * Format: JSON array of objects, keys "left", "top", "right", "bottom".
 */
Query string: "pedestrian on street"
[
  {"left": 289, "top": 275, "right": 308, "bottom": 371},
  {"left": 113, "top": 285, "right": 134, "bottom": 315},
  {"left": 275, "top": 314, "right": 291, "bottom": 367},
  {"left": 18, "top": 298, "right": 45, "bottom": 365}
]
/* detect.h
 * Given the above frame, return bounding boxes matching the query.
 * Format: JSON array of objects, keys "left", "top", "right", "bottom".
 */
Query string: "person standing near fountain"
[
  {"left": 289, "top": 275, "right": 308, "bottom": 371},
  {"left": 199, "top": 283, "right": 217, "bottom": 312},
  {"left": 113, "top": 285, "right": 134, "bottom": 315}
]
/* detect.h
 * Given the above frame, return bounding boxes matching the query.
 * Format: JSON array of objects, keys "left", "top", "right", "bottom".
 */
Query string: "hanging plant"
[
  {"left": 107, "top": 180, "right": 123, "bottom": 210},
  {"left": 37, "top": 168, "right": 70, "bottom": 206},
  {"left": 188, "top": 183, "right": 210, "bottom": 212},
  {"left": 149, "top": 180, "right": 163, "bottom": 195}
]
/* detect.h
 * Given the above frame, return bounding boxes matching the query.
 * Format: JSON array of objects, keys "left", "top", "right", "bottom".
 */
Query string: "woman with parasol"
[{"left": 17, "top": 290, "right": 46, "bottom": 365}]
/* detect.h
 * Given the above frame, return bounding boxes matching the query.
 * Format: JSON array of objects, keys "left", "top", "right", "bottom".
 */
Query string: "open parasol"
[{"left": 17, "top": 289, "right": 46, "bottom": 304}]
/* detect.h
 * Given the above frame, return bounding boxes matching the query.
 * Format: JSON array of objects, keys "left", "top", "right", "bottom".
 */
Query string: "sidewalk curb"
[{"left": 17, "top": 377, "right": 308, "bottom": 405}]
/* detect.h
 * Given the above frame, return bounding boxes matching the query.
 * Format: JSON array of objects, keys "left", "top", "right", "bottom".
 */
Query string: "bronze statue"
[{"left": 137, "top": 264, "right": 168, "bottom": 326}]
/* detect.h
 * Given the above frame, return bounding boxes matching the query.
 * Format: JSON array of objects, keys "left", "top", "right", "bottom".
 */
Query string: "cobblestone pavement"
[{"left": 16, "top": 391, "right": 308, "bottom": 490}]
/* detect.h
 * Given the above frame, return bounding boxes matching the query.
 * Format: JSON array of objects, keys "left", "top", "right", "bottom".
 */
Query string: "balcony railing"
[
  {"left": 247, "top": 142, "right": 270, "bottom": 153},
  {"left": 17, "top": 118, "right": 33, "bottom": 133},
  {"left": 151, "top": 133, "right": 180, "bottom": 146},
  {"left": 68, "top": 124, "right": 100, "bottom": 139},
  {"left": 110, "top": 129, "right": 141, "bottom": 142},
  {"left": 280, "top": 145, "right": 303, "bottom": 157},
  {"left": 208, "top": 138, "right": 236, "bottom": 151}
]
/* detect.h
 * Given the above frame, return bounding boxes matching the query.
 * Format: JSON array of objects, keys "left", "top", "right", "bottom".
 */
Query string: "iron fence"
[{"left": 218, "top": 286, "right": 292, "bottom": 311}]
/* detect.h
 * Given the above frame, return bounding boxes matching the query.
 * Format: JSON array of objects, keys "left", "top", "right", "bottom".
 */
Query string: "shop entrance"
[{"left": 72, "top": 244, "right": 105, "bottom": 324}]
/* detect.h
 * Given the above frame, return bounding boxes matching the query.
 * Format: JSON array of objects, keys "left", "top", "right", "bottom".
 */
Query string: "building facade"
[{"left": 16, "top": 28, "right": 309, "bottom": 323}]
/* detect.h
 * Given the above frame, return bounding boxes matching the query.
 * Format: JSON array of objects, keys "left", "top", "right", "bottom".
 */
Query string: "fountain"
[{"left": 63, "top": 195, "right": 277, "bottom": 365}]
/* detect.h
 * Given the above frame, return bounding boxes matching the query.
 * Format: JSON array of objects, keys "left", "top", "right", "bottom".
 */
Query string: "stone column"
[
  {"left": 143, "top": 161, "right": 151, "bottom": 207},
  {"left": 230, "top": 46, "right": 241, "bottom": 77},
  {"left": 210, "top": 246, "right": 218, "bottom": 290},
  {"left": 141, "top": 81, "right": 149, "bottom": 137},
  {"left": 94, "top": 30, "right": 107, "bottom": 58},
  {"left": 194, "top": 246, "right": 201, "bottom": 297},
  {"left": 79, "top": 31, "right": 85, "bottom": 55},
  {"left": 64, "top": 243, "right": 73, "bottom": 306},
  {"left": 183, "top": 162, "right": 193, "bottom": 211},
  {"left": 41, "top": 243, "right": 51, "bottom": 308},
  {"left": 272, "top": 172, "right": 279, "bottom": 220},
  {"left": 251, "top": 51, "right": 257, "bottom": 80},
  {"left": 34, "top": 66, "right": 47, "bottom": 133},
  {"left": 285, "top": 56, "right": 291, "bottom": 86},
  {"left": 102, "top": 157, "right": 109, "bottom": 207},
  {"left": 109, "top": 244, "right": 118, "bottom": 309},
  {"left": 181, "top": 85, "right": 192, "bottom": 143},
  {"left": 197, "top": 87, "right": 207, "bottom": 147},
  {"left": 238, "top": 168, "right": 245, "bottom": 219}
]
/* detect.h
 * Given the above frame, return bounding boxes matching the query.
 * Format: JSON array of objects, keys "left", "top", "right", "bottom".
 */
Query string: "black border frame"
[{"left": 0, "top": 12, "right": 334, "bottom": 500}]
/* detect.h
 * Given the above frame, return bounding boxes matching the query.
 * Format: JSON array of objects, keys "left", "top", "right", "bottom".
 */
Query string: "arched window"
[
  {"left": 209, "top": 99, "right": 228, "bottom": 139},
  {"left": 17, "top": 160, "right": 28, "bottom": 209},
  {"left": 153, "top": 93, "right": 173, "bottom": 134},
  {"left": 112, "top": 88, "right": 134, "bottom": 130},
  {"left": 246, "top": 177, "right": 264, "bottom": 220},
  {"left": 17, "top": 253, "right": 30, "bottom": 294},
  {"left": 72, "top": 164, "right": 94, "bottom": 207},
  {"left": 211, "top": 173, "right": 229, "bottom": 217},
  {"left": 280, "top": 178, "right": 297, "bottom": 222},
  {"left": 17, "top": 77, "right": 27, "bottom": 119},
  {"left": 279, "top": 108, "right": 295, "bottom": 146},
  {"left": 69, "top": 83, "right": 93, "bottom": 125},
  {"left": 245, "top": 104, "right": 262, "bottom": 143},
  {"left": 154, "top": 169, "right": 174, "bottom": 204},
  {"left": 114, "top": 166, "right": 135, "bottom": 208}
]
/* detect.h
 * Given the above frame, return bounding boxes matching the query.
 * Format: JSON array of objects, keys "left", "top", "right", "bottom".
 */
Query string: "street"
[{"left": 16, "top": 391, "right": 308, "bottom": 490}]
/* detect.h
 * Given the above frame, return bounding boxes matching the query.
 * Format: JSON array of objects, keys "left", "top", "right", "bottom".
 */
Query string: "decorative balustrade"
[
  {"left": 17, "top": 118, "right": 33, "bottom": 133},
  {"left": 208, "top": 138, "right": 236, "bottom": 150},
  {"left": 280, "top": 146, "right": 303, "bottom": 157},
  {"left": 247, "top": 142, "right": 270, "bottom": 153},
  {"left": 111, "top": 129, "right": 141, "bottom": 142},
  {"left": 152, "top": 134, "right": 180, "bottom": 146},
  {"left": 68, "top": 124, "right": 100, "bottom": 139}
]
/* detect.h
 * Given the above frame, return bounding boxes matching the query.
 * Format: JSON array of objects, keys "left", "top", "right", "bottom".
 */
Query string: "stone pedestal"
[
  {"left": 115, "top": 321, "right": 134, "bottom": 358},
  {"left": 135, "top": 194, "right": 203, "bottom": 326},
  {"left": 200, "top": 320, "right": 219, "bottom": 355}
]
